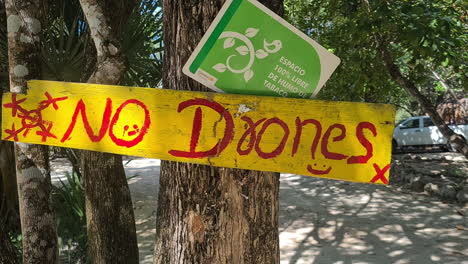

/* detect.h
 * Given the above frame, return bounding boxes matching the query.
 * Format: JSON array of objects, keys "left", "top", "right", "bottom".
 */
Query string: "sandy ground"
[{"left": 52, "top": 154, "right": 468, "bottom": 264}]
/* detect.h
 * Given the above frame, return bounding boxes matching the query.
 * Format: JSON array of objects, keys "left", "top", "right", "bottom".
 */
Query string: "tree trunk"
[
  {"left": 378, "top": 41, "right": 468, "bottom": 157},
  {"left": 4, "top": 0, "right": 59, "bottom": 263},
  {"left": 80, "top": 152, "right": 139, "bottom": 263},
  {"left": 0, "top": 141, "right": 20, "bottom": 264},
  {"left": 431, "top": 70, "right": 462, "bottom": 104},
  {"left": 78, "top": 0, "right": 139, "bottom": 263},
  {"left": 0, "top": 141, "right": 18, "bottom": 213},
  {"left": 153, "top": 1, "right": 282, "bottom": 263},
  {"left": 432, "top": 70, "right": 466, "bottom": 122},
  {"left": 0, "top": 142, "right": 18, "bottom": 222},
  {"left": 1, "top": 6, "right": 19, "bottom": 259}
]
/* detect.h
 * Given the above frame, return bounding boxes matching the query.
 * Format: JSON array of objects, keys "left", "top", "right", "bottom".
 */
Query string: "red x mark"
[
  {"left": 4, "top": 123, "right": 24, "bottom": 141},
  {"left": 36, "top": 123, "right": 57, "bottom": 142},
  {"left": 16, "top": 110, "right": 44, "bottom": 137},
  {"left": 370, "top": 163, "right": 390, "bottom": 184},
  {"left": 3, "top": 94, "right": 27, "bottom": 117},
  {"left": 19, "top": 110, "right": 44, "bottom": 128},
  {"left": 39, "top": 92, "right": 68, "bottom": 110}
]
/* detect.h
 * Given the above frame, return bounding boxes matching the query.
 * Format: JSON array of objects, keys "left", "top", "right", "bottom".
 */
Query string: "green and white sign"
[{"left": 183, "top": 0, "right": 341, "bottom": 98}]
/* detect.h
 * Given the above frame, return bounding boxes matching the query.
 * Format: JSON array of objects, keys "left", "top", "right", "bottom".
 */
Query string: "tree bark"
[
  {"left": 377, "top": 40, "right": 468, "bottom": 157},
  {"left": 431, "top": 70, "right": 467, "bottom": 123},
  {"left": 78, "top": 0, "right": 139, "bottom": 263},
  {"left": 0, "top": 5, "right": 19, "bottom": 261},
  {"left": 431, "top": 70, "right": 461, "bottom": 104},
  {"left": 0, "top": 141, "right": 20, "bottom": 264},
  {"left": 0, "top": 140, "right": 18, "bottom": 221},
  {"left": 4, "top": 0, "right": 59, "bottom": 263},
  {"left": 153, "top": 1, "right": 282, "bottom": 263},
  {"left": 0, "top": 139, "right": 18, "bottom": 225}
]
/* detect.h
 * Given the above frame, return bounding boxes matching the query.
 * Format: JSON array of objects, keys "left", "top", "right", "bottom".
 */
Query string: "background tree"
[
  {"left": 1, "top": 0, "right": 163, "bottom": 262},
  {"left": 0, "top": 2, "right": 19, "bottom": 262},
  {"left": 77, "top": 0, "right": 140, "bottom": 262},
  {"left": 0, "top": 140, "right": 19, "bottom": 263},
  {"left": 40, "top": 0, "right": 162, "bottom": 87},
  {"left": 153, "top": 0, "right": 283, "bottom": 263},
  {"left": 4, "top": 0, "right": 58, "bottom": 263},
  {"left": 284, "top": 0, "right": 467, "bottom": 156}
]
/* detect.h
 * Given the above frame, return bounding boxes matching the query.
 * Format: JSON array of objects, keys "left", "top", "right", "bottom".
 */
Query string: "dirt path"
[
  {"left": 53, "top": 154, "right": 468, "bottom": 263},
  {"left": 279, "top": 174, "right": 467, "bottom": 264},
  {"left": 125, "top": 159, "right": 160, "bottom": 264}
]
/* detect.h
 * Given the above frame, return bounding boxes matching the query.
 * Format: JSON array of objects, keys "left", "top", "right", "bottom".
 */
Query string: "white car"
[{"left": 393, "top": 116, "right": 468, "bottom": 151}]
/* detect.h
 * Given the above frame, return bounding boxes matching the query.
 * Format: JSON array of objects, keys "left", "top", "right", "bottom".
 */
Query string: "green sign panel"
[{"left": 183, "top": 0, "right": 341, "bottom": 98}]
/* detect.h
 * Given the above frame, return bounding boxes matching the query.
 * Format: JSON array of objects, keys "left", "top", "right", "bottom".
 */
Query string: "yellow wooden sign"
[{"left": 2, "top": 81, "right": 395, "bottom": 184}]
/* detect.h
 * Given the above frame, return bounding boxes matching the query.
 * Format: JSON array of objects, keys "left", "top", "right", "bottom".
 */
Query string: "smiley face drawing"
[
  {"left": 307, "top": 163, "right": 332, "bottom": 175},
  {"left": 109, "top": 99, "right": 151, "bottom": 148},
  {"left": 123, "top": 124, "right": 141, "bottom": 137}
]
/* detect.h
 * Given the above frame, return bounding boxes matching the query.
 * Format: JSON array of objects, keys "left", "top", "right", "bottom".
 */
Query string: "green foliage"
[
  {"left": 122, "top": 0, "right": 163, "bottom": 87},
  {"left": 52, "top": 170, "right": 139, "bottom": 263},
  {"left": 446, "top": 167, "right": 464, "bottom": 178},
  {"left": 284, "top": 0, "right": 466, "bottom": 110},
  {"left": 1, "top": 0, "right": 166, "bottom": 88},
  {"left": 1, "top": 0, "right": 164, "bottom": 87},
  {"left": 41, "top": 0, "right": 91, "bottom": 82},
  {"left": 9, "top": 232, "right": 22, "bottom": 258},
  {"left": 395, "top": 109, "right": 412, "bottom": 123},
  {"left": 53, "top": 172, "right": 88, "bottom": 263}
]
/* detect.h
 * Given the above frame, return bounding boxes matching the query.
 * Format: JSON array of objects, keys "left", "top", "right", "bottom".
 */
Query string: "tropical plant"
[
  {"left": 39, "top": 0, "right": 163, "bottom": 86},
  {"left": 122, "top": 0, "right": 163, "bottom": 87},
  {"left": 41, "top": 0, "right": 92, "bottom": 82},
  {"left": 53, "top": 171, "right": 87, "bottom": 263}
]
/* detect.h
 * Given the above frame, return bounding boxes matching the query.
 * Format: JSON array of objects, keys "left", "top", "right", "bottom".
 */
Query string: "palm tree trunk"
[
  {"left": 153, "top": 1, "right": 282, "bottom": 263},
  {"left": 78, "top": 0, "right": 139, "bottom": 263},
  {"left": 4, "top": 0, "right": 58, "bottom": 263}
]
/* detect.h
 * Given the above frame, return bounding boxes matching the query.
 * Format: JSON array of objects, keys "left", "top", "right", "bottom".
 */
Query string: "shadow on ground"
[
  {"left": 279, "top": 174, "right": 468, "bottom": 264},
  {"left": 125, "top": 159, "right": 161, "bottom": 264},
  {"left": 52, "top": 156, "right": 467, "bottom": 264}
]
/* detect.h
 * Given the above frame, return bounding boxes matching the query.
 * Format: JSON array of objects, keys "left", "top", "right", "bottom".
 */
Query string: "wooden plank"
[{"left": 2, "top": 80, "right": 395, "bottom": 184}]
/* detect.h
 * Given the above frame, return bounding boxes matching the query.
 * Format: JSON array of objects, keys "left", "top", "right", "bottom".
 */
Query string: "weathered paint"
[
  {"left": 2, "top": 81, "right": 396, "bottom": 184},
  {"left": 13, "top": 65, "right": 29, "bottom": 77},
  {"left": 6, "top": 14, "right": 22, "bottom": 33}
]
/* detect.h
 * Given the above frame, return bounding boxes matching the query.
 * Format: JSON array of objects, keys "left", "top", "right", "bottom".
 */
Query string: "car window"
[
  {"left": 401, "top": 119, "right": 420, "bottom": 129},
  {"left": 423, "top": 118, "right": 434, "bottom": 127}
]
